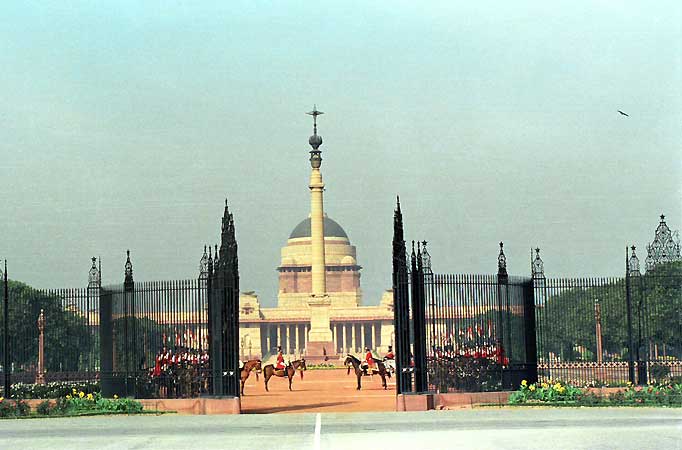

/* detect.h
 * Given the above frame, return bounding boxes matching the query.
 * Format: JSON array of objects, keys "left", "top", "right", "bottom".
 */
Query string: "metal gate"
[{"left": 392, "top": 199, "right": 537, "bottom": 393}]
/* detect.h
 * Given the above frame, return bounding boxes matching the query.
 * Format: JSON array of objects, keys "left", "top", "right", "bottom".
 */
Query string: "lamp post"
[
  {"left": 3, "top": 260, "right": 9, "bottom": 398},
  {"left": 594, "top": 298, "right": 603, "bottom": 365},
  {"left": 36, "top": 309, "right": 45, "bottom": 385}
]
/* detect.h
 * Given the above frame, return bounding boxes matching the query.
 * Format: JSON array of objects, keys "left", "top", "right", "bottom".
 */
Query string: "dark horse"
[
  {"left": 240, "top": 359, "right": 262, "bottom": 395},
  {"left": 344, "top": 354, "right": 390, "bottom": 390},
  {"left": 262, "top": 359, "right": 307, "bottom": 392}
]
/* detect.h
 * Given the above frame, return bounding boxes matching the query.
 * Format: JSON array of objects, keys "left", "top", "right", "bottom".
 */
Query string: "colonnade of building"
[{"left": 238, "top": 320, "right": 393, "bottom": 360}]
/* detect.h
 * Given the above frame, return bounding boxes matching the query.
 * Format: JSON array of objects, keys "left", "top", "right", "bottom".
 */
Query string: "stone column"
[
  {"left": 305, "top": 109, "right": 333, "bottom": 354},
  {"left": 339, "top": 324, "right": 345, "bottom": 353},
  {"left": 351, "top": 323, "right": 356, "bottom": 353},
  {"left": 304, "top": 324, "right": 309, "bottom": 351},
  {"left": 361, "top": 323, "right": 366, "bottom": 350},
  {"left": 295, "top": 324, "right": 300, "bottom": 355},
  {"left": 310, "top": 174, "right": 326, "bottom": 295},
  {"left": 380, "top": 320, "right": 394, "bottom": 354},
  {"left": 266, "top": 324, "right": 271, "bottom": 355},
  {"left": 277, "top": 325, "right": 282, "bottom": 349},
  {"left": 372, "top": 322, "right": 377, "bottom": 351},
  {"left": 332, "top": 324, "right": 336, "bottom": 351}
]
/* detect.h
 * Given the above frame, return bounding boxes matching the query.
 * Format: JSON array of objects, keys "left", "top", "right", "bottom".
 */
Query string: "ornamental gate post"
[
  {"left": 496, "top": 243, "right": 510, "bottom": 388},
  {"left": 412, "top": 242, "right": 428, "bottom": 393},
  {"left": 625, "top": 246, "right": 637, "bottom": 385},
  {"left": 210, "top": 200, "right": 240, "bottom": 397},
  {"left": 392, "top": 197, "right": 412, "bottom": 394},
  {"left": 3, "top": 260, "right": 10, "bottom": 398}
]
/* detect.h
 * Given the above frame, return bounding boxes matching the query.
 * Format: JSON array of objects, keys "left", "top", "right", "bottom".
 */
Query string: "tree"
[
  {"left": 0, "top": 280, "right": 95, "bottom": 374},
  {"left": 536, "top": 262, "right": 682, "bottom": 362}
]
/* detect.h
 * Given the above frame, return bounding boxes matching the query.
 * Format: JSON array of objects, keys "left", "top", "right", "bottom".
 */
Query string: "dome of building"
[{"left": 289, "top": 216, "right": 348, "bottom": 239}]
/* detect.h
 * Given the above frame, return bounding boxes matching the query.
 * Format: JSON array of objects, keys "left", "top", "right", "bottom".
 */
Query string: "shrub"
[
  {"left": 307, "top": 363, "right": 337, "bottom": 370},
  {"left": 0, "top": 398, "right": 30, "bottom": 418},
  {"left": 36, "top": 400, "right": 53, "bottom": 416},
  {"left": 508, "top": 379, "right": 580, "bottom": 404},
  {"left": 11, "top": 381, "right": 100, "bottom": 399},
  {"left": 509, "top": 380, "right": 682, "bottom": 407},
  {"left": 57, "top": 390, "right": 144, "bottom": 415}
]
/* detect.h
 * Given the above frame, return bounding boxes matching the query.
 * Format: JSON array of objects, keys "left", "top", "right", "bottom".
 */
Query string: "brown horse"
[
  {"left": 344, "top": 354, "right": 390, "bottom": 390},
  {"left": 240, "top": 359, "right": 262, "bottom": 395},
  {"left": 262, "top": 359, "right": 307, "bottom": 392}
]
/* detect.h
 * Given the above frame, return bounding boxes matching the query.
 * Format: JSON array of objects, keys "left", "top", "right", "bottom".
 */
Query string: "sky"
[{"left": 0, "top": 1, "right": 680, "bottom": 307}]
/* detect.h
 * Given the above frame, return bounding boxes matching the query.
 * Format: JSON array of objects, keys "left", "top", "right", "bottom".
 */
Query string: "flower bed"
[
  {"left": 509, "top": 379, "right": 682, "bottom": 407},
  {"left": 11, "top": 381, "right": 100, "bottom": 399},
  {"left": 306, "top": 363, "right": 338, "bottom": 370},
  {"left": 0, "top": 389, "right": 145, "bottom": 419}
]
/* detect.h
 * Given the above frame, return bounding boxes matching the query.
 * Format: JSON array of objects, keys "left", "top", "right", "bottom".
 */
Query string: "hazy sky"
[{"left": 1, "top": 1, "right": 680, "bottom": 307}]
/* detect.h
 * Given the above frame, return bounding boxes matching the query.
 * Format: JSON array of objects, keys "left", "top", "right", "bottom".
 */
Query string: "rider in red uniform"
[
  {"left": 384, "top": 345, "right": 395, "bottom": 360},
  {"left": 383, "top": 345, "right": 396, "bottom": 373},
  {"left": 275, "top": 346, "right": 286, "bottom": 370},
  {"left": 362, "top": 347, "right": 375, "bottom": 375}
]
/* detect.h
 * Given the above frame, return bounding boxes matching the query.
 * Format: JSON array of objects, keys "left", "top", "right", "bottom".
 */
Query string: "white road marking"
[{"left": 314, "top": 413, "right": 321, "bottom": 450}]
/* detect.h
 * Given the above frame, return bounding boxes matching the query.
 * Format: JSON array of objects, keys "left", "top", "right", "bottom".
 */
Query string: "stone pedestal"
[
  {"left": 308, "top": 294, "right": 332, "bottom": 342},
  {"left": 306, "top": 295, "right": 335, "bottom": 361}
]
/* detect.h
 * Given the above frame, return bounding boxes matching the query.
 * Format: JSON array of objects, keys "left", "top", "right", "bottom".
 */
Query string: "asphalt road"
[{"left": 1, "top": 408, "right": 680, "bottom": 450}]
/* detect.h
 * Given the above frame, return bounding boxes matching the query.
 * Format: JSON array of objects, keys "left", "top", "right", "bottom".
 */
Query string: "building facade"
[{"left": 236, "top": 110, "right": 394, "bottom": 361}]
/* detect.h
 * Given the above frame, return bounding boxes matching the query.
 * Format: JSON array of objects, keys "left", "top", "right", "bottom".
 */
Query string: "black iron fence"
[
  {"left": 422, "top": 274, "right": 536, "bottom": 393},
  {"left": 1, "top": 200, "right": 241, "bottom": 399},
  {"left": 534, "top": 267, "right": 682, "bottom": 387},
  {"left": 392, "top": 200, "right": 682, "bottom": 394},
  {"left": 99, "top": 278, "right": 211, "bottom": 398},
  {"left": 534, "top": 276, "right": 629, "bottom": 386},
  {"left": 1, "top": 286, "right": 99, "bottom": 384}
]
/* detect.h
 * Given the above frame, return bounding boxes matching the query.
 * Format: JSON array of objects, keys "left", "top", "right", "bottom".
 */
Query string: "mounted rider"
[
  {"left": 361, "top": 347, "right": 375, "bottom": 375},
  {"left": 275, "top": 346, "right": 287, "bottom": 371},
  {"left": 383, "top": 345, "right": 396, "bottom": 373}
]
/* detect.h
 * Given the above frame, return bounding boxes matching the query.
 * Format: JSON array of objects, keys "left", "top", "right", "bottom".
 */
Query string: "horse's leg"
[
  {"left": 264, "top": 371, "right": 270, "bottom": 392},
  {"left": 381, "top": 373, "right": 387, "bottom": 390},
  {"left": 241, "top": 378, "right": 245, "bottom": 396},
  {"left": 356, "top": 372, "right": 361, "bottom": 390},
  {"left": 288, "top": 373, "right": 293, "bottom": 391}
]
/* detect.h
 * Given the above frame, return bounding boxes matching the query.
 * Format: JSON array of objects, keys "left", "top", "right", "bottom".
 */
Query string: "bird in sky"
[{"left": 618, "top": 110, "right": 629, "bottom": 117}]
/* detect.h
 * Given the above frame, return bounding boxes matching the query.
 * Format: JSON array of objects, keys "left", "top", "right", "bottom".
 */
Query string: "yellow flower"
[
  {"left": 521, "top": 380, "right": 528, "bottom": 387},
  {"left": 66, "top": 395, "right": 71, "bottom": 399},
  {"left": 529, "top": 385, "right": 536, "bottom": 391},
  {"left": 541, "top": 382, "right": 549, "bottom": 389},
  {"left": 87, "top": 393, "right": 94, "bottom": 401},
  {"left": 79, "top": 391, "right": 85, "bottom": 398},
  {"left": 0, "top": 397, "right": 4, "bottom": 402},
  {"left": 113, "top": 394, "right": 119, "bottom": 399},
  {"left": 72, "top": 388, "right": 77, "bottom": 394},
  {"left": 553, "top": 382, "right": 562, "bottom": 390}
]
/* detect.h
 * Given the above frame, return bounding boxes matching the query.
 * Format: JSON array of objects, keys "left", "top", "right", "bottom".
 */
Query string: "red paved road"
[{"left": 240, "top": 368, "right": 395, "bottom": 414}]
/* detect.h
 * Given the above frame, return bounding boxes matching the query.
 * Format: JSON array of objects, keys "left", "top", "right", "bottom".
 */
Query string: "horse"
[
  {"left": 344, "top": 354, "right": 390, "bottom": 390},
  {"left": 262, "top": 359, "right": 307, "bottom": 392},
  {"left": 240, "top": 359, "right": 262, "bottom": 395}
]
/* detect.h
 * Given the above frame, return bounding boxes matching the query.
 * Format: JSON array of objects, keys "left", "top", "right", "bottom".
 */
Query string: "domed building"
[
  {"left": 278, "top": 215, "right": 361, "bottom": 309},
  {"left": 237, "top": 213, "right": 395, "bottom": 361},
  {"left": 237, "top": 110, "right": 394, "bottom": 361}
]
